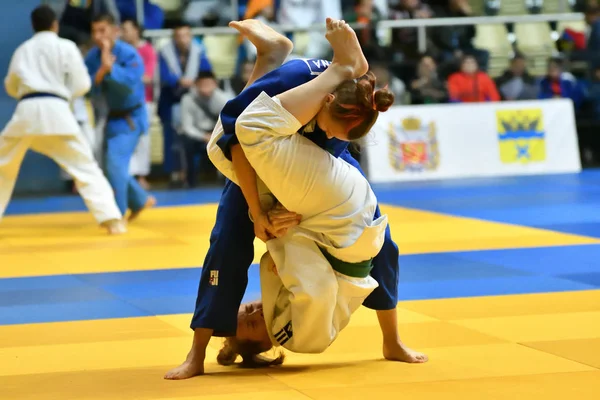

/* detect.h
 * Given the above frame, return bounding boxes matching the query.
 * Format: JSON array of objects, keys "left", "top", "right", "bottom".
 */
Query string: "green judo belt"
[{"left": 319, "top": 247, "right": 373, "bottom": 278}]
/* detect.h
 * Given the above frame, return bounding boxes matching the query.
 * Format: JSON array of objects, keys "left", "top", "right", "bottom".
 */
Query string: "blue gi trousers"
[{"left": 104, "top": 117, "right": 149, "bottom": 214}]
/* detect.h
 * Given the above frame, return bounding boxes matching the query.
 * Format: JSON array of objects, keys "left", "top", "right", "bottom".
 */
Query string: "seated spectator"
[
  {"left": 371, "top": 62, "right": 406, "bottom": 104},
  {"left": 410, "top": 55, "right": 448, "bottom": 104},
  {"left": 58, "top": 0, "right": 120, "bottom": 44},
  {"left": 430, "top": 0, "right": 490, "bottom": 71},
  {"left": 388, "top": 0, "right": 433, "bottom": 63},
  {"left": 495, "top": 53, "right": 538, "bottom": 101},
  {"left": 225, "top": 60, "right": 254, "bottom": 96},
  {"left": 158, "top": 22, "right": 213, "bottom": 186},
  {"left": 178, "top": 72, "right": 233, "bottom": 187},
  {"left": 538, "top": 57, "right": 584, "bottom": 109},
  {"left": 447, "top": 55, "right": 500, "bottom": 103}
]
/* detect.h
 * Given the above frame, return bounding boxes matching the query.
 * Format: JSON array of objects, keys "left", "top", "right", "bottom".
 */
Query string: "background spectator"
[
  {"left": 178, "top": 72, "right": 232, "bottom": 187},
  {"left": 371, "top": 62, "right": 407, "bottom": 104},
  {"left": 388, "top": 0, "right": 433, "bottom": 64},
  {"left": 538, "top": 57, "right": 584, "bottom": 109},
  {"left": 447, "top": 55, "right": 500, "bottom": 103},
  {"left": 430, "top": 0, "right": 490, "bottom": 71},
  {"left": 410, "top": 55, "right": 448, "bottom": 104},
  {"left": 158, "top": 23, "right": 213, "bottom": 186},
  {"left": 241, "top": 0, "right": 276, "bottom": 60},
  {"left": 59, "top": 0, "right": 120, "bottom": 45},
  {"left": 495, "top": 54, "right": 538, "bottom": 101},
  {"left": 343, "top": 0, "right": 384, "bottom": 52},
  {"left": 115, "top": 0, "right": 164, "bottom": 29},
  {"left": 183, "top": 0, "right": 235, "bottom": 27},
  {"left": 226, "top": 60, "right": 254, "bottom": 96}
]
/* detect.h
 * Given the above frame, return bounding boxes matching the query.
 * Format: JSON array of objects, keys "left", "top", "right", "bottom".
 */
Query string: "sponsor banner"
[{"left": 366, "top": 99, "right": 581, "bottom": 183}]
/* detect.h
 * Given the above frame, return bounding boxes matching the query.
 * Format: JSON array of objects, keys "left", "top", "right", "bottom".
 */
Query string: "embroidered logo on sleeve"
[
  {"left": 209, "top": 270, "right": 219, "bottom": 286},
  {"left": 274, "top": 321, "right": 293, "bottom": 346}
]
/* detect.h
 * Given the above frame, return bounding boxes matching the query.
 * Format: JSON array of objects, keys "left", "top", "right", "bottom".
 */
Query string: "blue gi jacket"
[
  {"left": 85, "top": 40, "right": 148, "bottom": 134},
  {"left": 217, "top": 58, "right": 349, "bottom": 160}
]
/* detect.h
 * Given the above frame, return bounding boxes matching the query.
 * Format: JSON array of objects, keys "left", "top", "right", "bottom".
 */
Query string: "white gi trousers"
[
  {"left": 208, "top": 92, "right": 388, "bottom": 353},
  {"left": 0, "top": 98, "right": 122, "bottom": 224}
]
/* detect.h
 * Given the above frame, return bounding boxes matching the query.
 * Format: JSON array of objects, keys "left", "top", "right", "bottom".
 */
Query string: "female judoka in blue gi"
[{"left": 164, "top": 19, "right": 427, "bottom": 380}]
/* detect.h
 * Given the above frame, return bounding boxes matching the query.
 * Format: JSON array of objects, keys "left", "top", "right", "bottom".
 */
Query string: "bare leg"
[
  {"left": 164, "top": 328, "right": 211, "bottom": 379},
  {"left": 229, "top": 20, "right": 293, "bottom": 90},
  {"left": 164, "top": 20, "right": 293, "bottom": 381},
  {"left": 275, "top": 18, "right": 369, "bottom": 126},
  {"left": 377, "top": 309, "right": 428, "bottom": 363}
]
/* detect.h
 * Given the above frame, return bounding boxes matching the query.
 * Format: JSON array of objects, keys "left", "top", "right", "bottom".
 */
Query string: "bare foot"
[
  {"left": 128, "top": 196, "right": 156, "bottom": 222},
  {"left": 383, "top": 341, "right": 429, "bottom": 364},
  {"left": 325, "top": 18, "right": 368, "bottom": 79},
  {"left": 164, "top": 349, "right": 205, "bottom": 380},
  {"left": 229, "top": 19, "right": 293, "bottom": 63},
  {"left": 101, "top": 219, "right": 127, "bottom": 235}
]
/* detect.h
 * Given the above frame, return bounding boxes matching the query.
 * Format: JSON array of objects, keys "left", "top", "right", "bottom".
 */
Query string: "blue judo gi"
[
  {"left": 191, "top": 59, "right": 399, "bottom": 336},
  {"left": 86, "top": 40, "right": 150, "bottom": 214}
]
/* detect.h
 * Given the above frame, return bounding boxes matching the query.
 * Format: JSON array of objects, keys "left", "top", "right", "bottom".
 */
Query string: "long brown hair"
[
  {"left": 217, "top": 337, "right": 285, "bottom": 368},
  {"left": 329, "top": 71, "right": 395, "bottom": 140}
]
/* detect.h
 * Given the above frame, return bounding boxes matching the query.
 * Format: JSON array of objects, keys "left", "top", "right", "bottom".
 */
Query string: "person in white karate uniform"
[
  {"left": 0, "top": 5, "right": 126, "bottom": 235},
  {"left": 208, "top": 19, "right": 393, "bottom": 362}
]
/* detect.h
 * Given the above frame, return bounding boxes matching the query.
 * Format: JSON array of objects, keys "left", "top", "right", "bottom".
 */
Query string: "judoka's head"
[
  {"left": 173, "top": 23, "right": 193, "bottom": 52},
  {"left": 91, "top": 14, "right": 118, "bottom": 48},
  {"left": 31, "top": 5, "right": 58, "bottom": 34},
  {"left": 316, "top": 71, "right": 394, "bottom": 142},
  {"left": 216, "top": 301, "right": 285, "bottom": 368}
]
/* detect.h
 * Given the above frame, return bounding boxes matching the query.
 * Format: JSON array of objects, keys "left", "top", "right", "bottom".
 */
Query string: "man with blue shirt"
[
  {"left": 85, "top": 13, "right": 155, "bottom": 220},
  {"left": 158, "top": 23, "right": 212, "bottom": 185}
]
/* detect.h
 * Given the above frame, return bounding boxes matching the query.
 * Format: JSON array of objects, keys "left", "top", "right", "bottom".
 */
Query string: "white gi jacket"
[
  {"left": 260, "top": 235, "right": 379, "bottom": 353},
  {"left": 208, "top": 92, "right": 388, "bottom": 353},
  {"left": 3, "top": 31, "right": 91, "bottom": 137}
]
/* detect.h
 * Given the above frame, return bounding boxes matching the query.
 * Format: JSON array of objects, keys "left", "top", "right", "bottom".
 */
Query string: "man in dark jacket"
[
  {"left": 495, "top": 54, "right": 538, "bottom": 101},
  {"left": 430, "top": 0, "right": 489, "bottom": 71}
]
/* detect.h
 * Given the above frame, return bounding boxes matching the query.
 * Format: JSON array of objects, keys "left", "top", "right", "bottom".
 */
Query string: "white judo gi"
[
  {"left": 208, "top": 92, "right": 388, "bottom": 352},
  {"left": 0, "top": 31, "right": 122, "bottom": 224}
]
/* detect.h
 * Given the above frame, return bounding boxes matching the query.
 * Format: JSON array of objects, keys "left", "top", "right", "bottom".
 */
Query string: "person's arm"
[
  {"left": 67, "top": 41, "right": 92, "bottom": 98},
  {"left": 230, "top": 144, "right": 277, "bottom": 242},
  {"left": 4, "top": 48, "right": 21, "bottom": 99},
  {"left": 217, "top": 58, "right": 327, "bottom": 161}
]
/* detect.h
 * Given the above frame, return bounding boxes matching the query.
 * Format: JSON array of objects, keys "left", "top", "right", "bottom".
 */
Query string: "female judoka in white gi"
[
  {"left": 165, "top": 18, "right": 427, "bottom": 379},
  {"left": 218, "top": 17, "right": 395, "bottom": 362}
]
